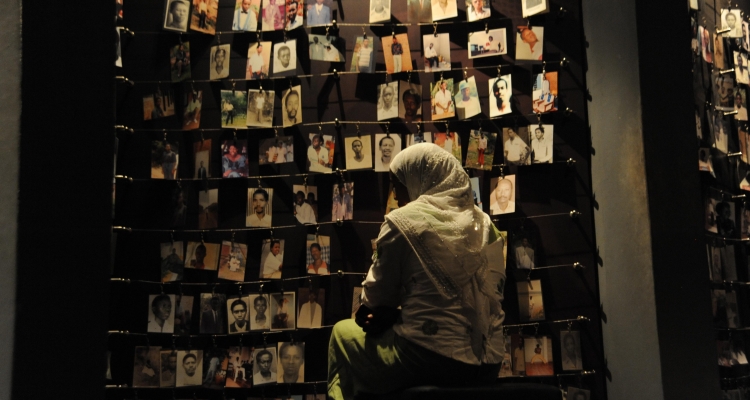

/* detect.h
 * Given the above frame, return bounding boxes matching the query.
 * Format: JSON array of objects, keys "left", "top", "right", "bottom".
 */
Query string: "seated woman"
[{"left": 328, "top": 143, "right": 507, "bottom": 399}]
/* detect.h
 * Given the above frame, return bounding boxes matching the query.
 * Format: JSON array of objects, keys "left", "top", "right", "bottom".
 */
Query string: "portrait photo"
[
  {"left": 430, "top": 78, "right": 455, "bottom": 119},
  {"left": 433, "top": 132, "right": 461, "bottom": 161},
  {"left": 345, "top": 135, "right": 373, "bottom": 170},
  {"left": 148, "top": 294, "right": 176, "bottom": 334},
  {"left": 699, "top": 147, "right": 713, "bottom": 173},
  {"left": 489, "top": 75, "right": 512, "bottom": 117},
  {"left": 227, "top": 296, "right": 251, "bottom": 334},
  {"left": 307, "top": 133, "right": 335, "bottom": 173},
  {"left": 332, "top": 182, "right": 354, "bottom": 221},
  {"left": 465, "top": 130, "right": 496, "bottom": 170},
  {"left": 454, "top": 76, "right": 481, "bottom": 119},
  {"left": 306, "top": 234, "right": 330, "bottom": 275},
  {"left": 735, "top": 51, "right": 749, "bottom": 84},
  {"left": 260, "top": 136, "right": 294, "bottom": 164},
  {"left": 707, "top": 244, "right": 723, "bottom": 282},
  {"left": 143, "top": 87, "right": 175, "bottom": 121},
  {"left": 285, "top": 0, "right": 304, "bottom": 30},
  {"left": 408, "top": 0, "right": 432, "bottom": 22},
  {"left": 350, "top": 35, "right": 376, "bottom": 73},
  {"left": 560, "top": 330, "right": 582, "bottom": 370},
  {"left": 722, "top": 9, "right": 743, "bottom": 38},
  {"left": 713, "top": 73, "right": 734, "bottom": 111},
  {"left": 174, "top": 295, "right": 194, "bottom": 335},
  {"left": 709, "top": 111, "right": 730, "bottom": 153},
  {"left": 198, "top": 189, "right": 218, "bottom": 229},
  {"left": 370, "top": 0, "right": 391, "bottom": 23},
  {"left": 202, "top": 349, "right": 228, "bottom": 389},
  {"left": 170, "top": 42, "right": 191, "bottom": 82},
  {"left": 252, "top": 347, "right": 277, "bottom": 385},
  {"left": 262, "top": 0, "right": 285, "bottom": 30},
  {"left": 374, "top": 133, "right": 402, "bottom": 172},
  {"left": 210, "top": 44, "right": 230, "bottom": 80},
  {"left": 566, "top": 387, "right": 591, "bottom": 400},
  {"left": 271, "top": 291, "right": 297, "bottom": 330},
  {"left": 246, "top": 89, "right": 275, "bottom": 127},
  {"left": 193, "top": 139, "right": 210, "bottom": 179},
  {"left": 399, "top": 82, "right": 423, "bottom": 122},
  {"left": 309, "top": 34, "right": 343, "bottom": 62},
  {"left": 260, "top": 238, "right": 285, "bottom": 279},
  {"left": 306, "top": 0, "right": 332, "bottom": 26},
  {"left": 249, "top": 294, "right": 271, "bottom": 330},
  {"left": 524, "top": 336, "right": 553, "bottom": 376},
  {"left": 246, "top": 41, "right": 271, "bottom": 79},
  {"left": 377, "top": 81, "right": 399, "bottom": 120},
  {"left": 713, "top": 33, "right": 725, "bottom": 70},
  {"left": 529, "top": 124, "right": 553, "bottom": 164},
  {"left": 489, "top": 175, "right": 516, "bottom": 215},
  {"left": 160, "top": 242, "right": 184, "bottom": 283},
  {"left": 247, "top": 187, "right": 273, "bottom": 227},
  {"left": 504, "top": 126, "right": 531, "bottom": 165},
  {"left": 521, "top": 0, "right": 548, "bottom": 17},
  {"left": 423, "top": 33, "right": 450, "bottom": 72},
  {"left": 699, "top": 26, "right": 712, "bottom": 64},
  {"left": 133, "top": 346, "right": 161, "bottom": 387},
  {"left": 225, "top": 346, "right": 253, "bottom": 388},
  {"left": 517, "top": 280, "right": 545, "bottom": 322},
  {"left": 163, "top": 0, "right": 190, "bottom": 32},
  {"left": 405, "top": 131, "right": 432, "bottom": 147},
  {"left": 515, "top": 26, "right": 544, "bottom": 61},
  {"left": 184, "top": 90, "right": 202, "bottom": 130},
  {"left": 160, "top": 350, "right": 178, "bottom": 387},
  {"left": 221, "top": 139, "right": 249, "bottom": 177},
  {"left": 468, "top": 28, "right": 506, "bottom": 59},
  {"left": 220, "top": 90, "right": 248, "bottom": 128},
  {"left": 297, "top": 288, "right": 325, "bottom": 328},
  {"left": 176, "top": 350, "right": 203, "bottom": 387},
  {"left": 217, "top": 240, "right": 248, "bottom": 282},
  {"left": 151, "top": 140, "right": 179, "bottom": 180},
  {"left": 293, "top": 184, "right": 318, "bottom": 224},
  {"left": 431, "top": 0, "right": 457, "bottom": 21},
  {"left": 232, "top": 0, "right": 260, "bottom": 31},
  {"left": 735, "top": 87, "right": 747, "bottom": 120},
  {"left": 273, "top": 39, "right": 297, "bottom": 74},
  {"left": 190, "top": 0, "right": 218, "bottom": 34},
  {"left": 533, "top": 72, "right": 558, "bottom": 113},
  {"left": 382, "top": 33, "right": 413, "bottom": 74},
  {"left": 186, "top": 241, "right": 220, "bottom": 270},
  {"left": 199, "top": 293, "right": 226, "bottom": 334},
  {"left": 277, "top": 342, "right": 305, "bottom": 383},
  {"left": 351, "top": 287, "right": 363, "bottom": 318},
  {"left": 466, "top": 0, "right": 490, "bottom": 21},
  {"left": 282, "top": 85, "right": 302, "bottom": 126}
]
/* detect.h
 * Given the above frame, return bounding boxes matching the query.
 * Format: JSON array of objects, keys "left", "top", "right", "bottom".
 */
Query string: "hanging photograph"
[
  {"left": 566, "top": 387, "right": 591, "bottom": 400},
  {"left": 466, "top": 0, "right": 490, "bottom": 21},
  {"left": 465, "top": 130, "right": 496, "bottom": 170},
  {"left": 524, "top": 336, "right": 553, "bottom": 376},
  {"left": 169, "top": 42, "right": 191, "bottom": 83},
  {"left": 160, "top": 350, "right": 178, "bottom": 387},
  {"left": 709, "top": 111, "right": 729, "bottom": 153},
  {"left": 509, "top": 334, "right": 526, "bottom": 376},
  {"left": 232, "top": 0, "right": 260, "bottom": 31},
  {"left": 249, "top": 293, "right": 271, "bottom": 330},
  {"left": 133, "top": 346, "right": 161, "bottom": 387},
  {"left": 489, "top": 175, "right": 516, "bottom": 215},
  {"left": 277, "top": 342, "right": 305, "bottom": 383},
  {"left": 273, "top": 39, "right": 298, "bottom": 74},
  {"left": 225, "top": 346, "right": 252, "bottom": 388},
  {"left": 247, "top": 187, "right": 273, "bottom": 227},
  {"left": 734, "top": 51, "right": 749, "bottom": 84},
  {"left": 532, "top": 72, "right": 558, "bottom": 113},
  {"left": 193, "top": 139, "right": 210, "bottom": 178},
  {"left": 515, "top": 26, "right": 544, "bottom": 61},
  {"left": 698, "top": 148, "right": 713, "bottom": 173},
  {"left": 270, "top": 291, "right": 297, "bottom": 330},
  {"left": 377, "top": 81, "right": 399, "bottom": 120},
  {"left": 468, "top": 28, "right": 506, "bottom": 59},
  {"left": 714, "top": 73, "right": 735, "bottom": 111},
  {"left": 252, "top": 347, "right": 277, "bottom": 385},
  {"left": 306, "top": 234, "right": 331, "bottom": 275},
  {"left": 116, "top": 27, "right": 123, "bottom": 68},
  {"left": 203, "top": 349, "right": 229, "bottom": 389},
  {"left": 183, "top": 89, "right": 202, "bottom": 130},
  {"left": 285, "top": 0, "right": 304, "bottom": 30},
  {"left": 246, "top": 89, "right": 274, "bottom": 127},
  {"left": 148, "top": 294, "right": 176, "bottom": 333},
  {"left": 227, "top": 296, "right": 251, "bottom": 333},
  {"left": 199, "top": 293, "right": 226, "bottom": 333},
  {"left": 405, "top": 131, "right": 432, "bottom": 147},
  {"left": 261, "top": 0, "right": 285, "bottom": 30},
  {"left": 221, "top": 139, "right": 249, "bottom": 177},
  {"left": 560, "top": 330, "right": 582, "bottom": 370},
  {"left": 529, "top": 124, "right": 553, "bottom": 164},
  {"left": 521, "top": 0, "right": 549, "bottom": 17},
  {"left": 176, "top": 350, "right": 204, "bottom": 387},
  {"left": 498, "top": 334, "right": 513, "bottom": 377},
  {"left": 370, "top": 0, "right": 391, "bottom": 23},
  {"left": 399, "top": 82, "right": 422, "bottom": 122},
  {"left": 282, "top": 85, "right": 302, "bottom": 126},
  {"left": 260, "top": 136, "right": 294, "bottom": 164},
  {"left": 190, "top": 0, "right": 219, "bottom": 34},
  {"left": 735, "top": 87, "right": 747, "bottom": 120},
  {"left": 144, "top": 88, "right": 176, "bottom": 121},
  {"left": 246, "top": 41, "right": 271, "bottom": 79},
  {"left": 433, "top": 132, "right": 461, "bottom": 162},
  {"left": 186, "top": 241, "right": 220, "bottom": 270},
  {"left": 345, "top": 135, "right": 373, "bottom": 170},
  {"left": 454, "top": 76, "right": 481, "bottom": 119},
  {"left": 209, "top": 44, "right": 230, "bottom": 80},
  {"left": 220, "top": 90, "right": 248, "bottom": 128},
  {"left": 309, "top": 34, "right": 344, "bottom": 62},
  {"left": 307, "top": 133, "right": 335, "bottom": 173},
  {"left": 160, "top": 242, "right": 184, "bottom": 282},
  {"left": 198, "top": 189, "right": 219, "bottom": 229},
  {"left": 423, "top": 33, "right": 450, "bottom": 72},
  {"left": 351, "top": 36, "right": 376, "bottom": 73},
  {"left": 293, "top": 184, "right": 318, "bottom": 224},
  {"left": 260, "top": 238, "right": 285, "bottom": 279},
  {"left": 306, "top": 0, "right": 332, "bottom": 26},
  {"left": 163, "top": 0, "right": 190, "bottom": 32},
  {"left": 332, "top": 182, "right": 354, "bottom": 221},
  {"left": 713, "top": 33, "right": 725, "bottom": 70},
  {"left": 151, "top": 140, "right": 179, "bottom": 179},
  {"left": 745, "top": 20, "right": 750, "bottom": 51},
  {"left": 430, "top": 78, "right": 455, "bottom": 119},
  {"left": 503, "top": 126, "right": 531, "bottom": 165},
  {"left": 707, "top": 244, "right": 722, "bottom": 282},
  {"left": 382, "top": 33, "right": 413, "bottom": 74},
  {"left": 374, "top": 133, "right": 402, "bottom": 171},
  {"left": 408, "top": 0, "right": 432, "bottom": 22},
  {"left": 217, "top": 240, "right": 248, "bottom": 281},
  {"left": 699, "top": 26, "right": 712, "bottom": 63},
  {"left": 297, "top": 288, "right": 325, "bottom": 328},
  {"left": 722, "top": 9, "right": 743, "bottom": 38},
  {"left": 431, "top": 0, "right": 457, "bottom": 20},
  {"left": 742, "top": 205, "right": 750, "bottom": 239},
  {"left": 174, "top": 294, "right": 194, "bottom": 335},
  {"left": 518, "top": 280, "right": 544, "bottom": 321},
  {"left": 489, "top": 75, "right": 512, "bottom": 117}
]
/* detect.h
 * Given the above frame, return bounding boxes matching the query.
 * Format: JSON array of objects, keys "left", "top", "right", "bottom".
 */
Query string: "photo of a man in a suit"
[{"left": 200, "top": 296, "right": 224, "bottom": 333}]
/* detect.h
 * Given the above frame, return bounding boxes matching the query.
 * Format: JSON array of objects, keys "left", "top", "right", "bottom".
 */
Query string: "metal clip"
[{"left": 433, "top": 22, "right": 438, "bottom": 37}]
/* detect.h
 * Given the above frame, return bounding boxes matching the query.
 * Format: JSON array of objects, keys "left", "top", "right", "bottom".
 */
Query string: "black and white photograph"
[
  {"left": 350, "top": 36, "right": 376, "bottom": 73},
  {"left": 133, "top": 346, "right": 161, "bottom": 387},
  {"left": 503, "top": 126, "right": 531, "bottom": 165},
  {"left": 405, "top": 131, "right": 432, "bottom": 147},
  {"left": 277, "top": 342, "right": 305, "bottom": 383},
  {"left": 708, "top": 244, "right": 722, "bottom": 282},
  {"left": 454, "top": 77, "right": 481, "bottom": 119},
  {"left": 160, "top": 242, "right": 184, "bottom": 282},
  {"left": 430, "top": 78, "right": 454, "bottom": 119},
  {"left": 466, "top": 0, "right": 490, "bottom": 21},
  {"left": 735, "top": 51, "right": 749, "bottom": 84},
  {"left": 293, "top": 184, "right": 318, "bottom": 224},
  {"left": 174, "top": 295, "right": 193, "bottom": 335},
  {"left": 512, "top": 234, "right": 535, "bottom": 269},
  {"left": 566, "top": 387, "right": 590, "bottom": 400},
  {"left": 722, "top": 9, "right": 743, "bottom": 38},
  {"left": 735, "top": 87, "right": 747, "bottom": 120},
  {"left": 408, "top": 0, "right": 432, "bottom": 23},
  {"left": 374, "top": 133, "right": 401, "bottom": 172},
  {"left": 202, "top": 348, "right": 228, "bottom": 388},
  {"left": 713, "top": 33, "right": 725, "bottom": 70},
  {"left": 246, "top": 41, "right": 271, "bottom": 79},
  {"left": 524, "top": 336, "right": 553, "bottom": 376},
  {"left": 198, "top": 189, "right": 218, "bottom": 229},
  {"left": 232, "top": 0, "right": 260, "bottom": 31},
  {"left": 560, "top": 330, "right": 582, "bottom": 370},
  {"left": 160, "top": 350, "right": 178, "bottom": 387},
  {"left": 489, "top": 175, "right": 516, "bottom": 215},
  {"left": 309, "top": 34, "right": 343, "bottom": 62},
  {"left": 247, "top": 187, "right": 273, "bottom": 227},
  {"left": 521, "top": 0, "right": 549, "bottom": 17},
  {"left": 369, "top": 0, "right": 390, "bottom": 23},
  {"left": 423, "top": 33, "right": 450, "bottom": 72},
  {"left": 209, "top": 44, "right": 230, "bottom": 80},
  {"left": 176, "top": 350, "right": 203, "bottom": 387},
  {"left": 246, "top": 89, "right": 274, "bottom": 127},
  {"left": 306, "top": 234, "right": 330, "bottom": 275},
  {"left": 745, "top": 20, "right": 750, "bottom": 51},
  {"left": 468, "top": 28, "right": 506, "bottom": 59},
  {"left": 377, "top": 81, "right": 399, "bottom": 121},
  {"left": 199, "top": 293, "right": 226, "bottom": 334},
  {"left": 332, "top": 182, "right": 354, "bottom": 221},
  {"left": 345, "top": 135, "right": 373, "bottom": 170},
  {"left": 707, "top": 195, "right": 736, "bottom": 236},
  {"left": 529, "top": 124, "right": 553, "bottom": 164},
  {"left": 260, "top": 238, "right": 285, "bottom": 279},
  {"left": 144, "top": 88, "right": 176, "bottom": 121},
  {"left": 307, "top": 133, "right": 334, "bottom": 173},
  {"left": 431, "top": 0, "right": 457, "bottom": 20},
  {"left": 282, "top": 85, "right": 302, "bottom": 126},
  {"left": 273, "top": 40, "right": 297, "bottom": 75},
  {"left": 714, "top": 73, "right": 734, "bottom": 112},
  {"left": 399, "top": 82, "right": 423, "bottom": 122},
  {"left": 271, "top": 291, "right": 296, "bottom": 330},
  {"left": 260, "top": 136, "right": 294, "bottom": 164},
  {"left": 515, "top": 26, "right": 544, "bottom": 61},
  {"left": 227, "top": 296, "right": 251, "bottom": 333},
  {"left": 488, "top": 75, "right": 512, "bottom": 118},
  {"left": 262, "top": 0, "right": 285, "bottom": 30},
  {"left": 306, "top": 0, "right": 332, "bottom": 26},
  {"left": 225, "top": 346, "right": 253, "bottom": 388},
  {"left": 252, "top": 347, "right": 277, "bottom": 385},
  {"left": 710, "top": 111, "right": 730, "bottom": 153},
  {"left": 186, "top": 241, "right": 220, "bottom": 270},
  {"left": 151, "top": 140, "right": 179, "bottom": 179},
  {"left": 705, "top": 192, "right": 720, "bottom": 233},
  {"left": 297, "top": 288, "right": 325, "bottom": 328},
  {"left": 249, "top": 293, "right": 271, "bottom": 330},
  {"left": 163, "top": 0, "right": 190, "bottom": 32}
]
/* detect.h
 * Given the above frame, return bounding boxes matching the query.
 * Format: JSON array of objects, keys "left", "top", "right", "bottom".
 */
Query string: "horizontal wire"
[
  {"left": 504, "top": 316, "right": 590, "bottom": 330},
  {"left": 491, "top": 211, "right": 579, "bottom": 223},
  {"left": 522, "top": 262, "right": 583, "bottom": 271},
  {"left": 498, "top": 370, "right": 596, "bottom": 380},
  {"left": 110, "top": 271, "right": 367, "bottom": 286},
  {"left": 105, "top": 380, "right": 328, "bottom": 389},
  {"left": 108, "top": 326, "right": 335, "bottom": 338},
  {"left": 706, "top": 233, "right": 750, "bottom": 243},
  {"left": 113, "top": 220, "right": 382, "bottom": 234}
]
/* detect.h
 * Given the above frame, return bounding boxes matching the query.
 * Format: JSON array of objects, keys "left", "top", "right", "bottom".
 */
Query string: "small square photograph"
[
  {"left": 133, "top": 346, "right": 161, "bottom": 387},
  {"left": 515, "top": 26, "right": 544, "bottom": 61},
  {"left": 405, "top": 132, "right": 432, "bottom": 147},
  {"left": 151, "top": 141, "right": 179, "bottom": 180},
  {"left": 705, "top": 193, "right": 719, "bottom": 233},
  {"left": 498, "top": 335, "right": 513, "bottom": 377},
  {"left": 176, "top": 350, "right": 203, "bottom": 387},
  {"left": 454, "top": 77, "right": 481, "bottom": 120},
  {"left": 306, "top": 0, "right": 331, "bottom": 26},
  {"left": 468, "top": 28, "right": 507, "bottom": 59},
  {"left": 524, "top": 336, "right": 553, "bottom": 376},
  {"left": 225, "top": 346, "right": 253, "bottom": 388},
  {"left": 465, "top": 130, "right": 497, "bottom": 170},
  {"left": 164, "top": 0, "right": 190, "bottom": 32},
  {"left": 566, "top": 387, "right": 591, "bottom": 400},
  {"left": 221, "top": 139, "right": 249, "bottom": 178},
  {"left": 490, "top": 175, "right": 516, "bottom": 215},
  {"left": 383, "top": 33, "right": 413, "bottom": 74},
  {"left": 377, "top": 81, "right": 399, "bottom": 121},
  {"left": 530, "top": 124, "right": 553, "bottom": 164},
  {"left": 351, "top": 287, "right": 363, "bottom": 318},
  {"left": 199, "top": 293, "right": 227, "bottom": 334},
  {"left": 277, "top": 342, "right": 305, "bottom": 383},
  {"left": 282, "top": 85, "right": 302, "bottom": 126},
  {"left": 504, "top": 126, "right": 531, "bottom": 165},
  {"left": 306, "top": 234, "right": 331, "bottom": 275},
  {"left": 735, "top": 87, "right": 747, "bottom": 120},
  {"left": 735, "top": 51, "right": 749, "bottom": 84},
  {"left": 399, "top": 82, "right": 423, "bottom": 122},
  {"left": 470, "top": 176, "right": 482, "bottom": 208},
  {"left": 293, "top": 184, "right": 318, "bottom": 224},
  {"left": 193, "top": 139, "right": 210, "bottom": 178},
  {"left": 262, "top": 0, "right": 285, "bottom": 30},
  {"left": 345, "top": 135, "right": 373, "bottom": 170},
  {"left": 252, "top": 346, "right": 277, "bottom": 385},
  {"left": 431, "top": 0, "right": 457, "bottom": 21},
  {"left": 260, "top": 136, "right": 294, "bottom": 164},
  {"left": 247, "top": 187, "right": 273, "bottom": 227},
  {"left": 246, "top": 41, "right": 271, "bottom": 79},
  {"left": 521, "top": 0, "right": 549, "bottom": 17},
  {"left": 233, "top": 0, "right": 260, "bottom": 31},
  {"left": 249, "top": 293, "right": 271, "bottom": 330},
  {"left": 260, "top": 238, "right": 285, "bottom": 279},
  {"left": 186, "top": 241, "right": 220, "bottom": 270},
  {"left": 433, "top": 132, "right": 461, "bottom": 161},
  {"left": 297, "top": 288, "right": 325, "bottom": 328},
  {"left": 699, "top": 26, "right": 712, "bottom": 63},
  {"left": 174, "top": 295, "right": 194, "bottom": 335},
  {"left": 374, "top": 133, "right": 402, "bottom": 171},
  {"left": 198, "top": 189, "right": 219, "bottom": 229},
  {"left": 560, "top": 330, "right": 582, "bottom": 370},
  {"left": 533, "top": 72, "right": 558, "bottom": 113},
  {"left": 742, "top": 204, "right": 750, "bottom": 239},
  {"left": 217, "top": 240, "right": 248, "bottom": 282},
  {"left": 431, "top": 78, "right": 455, "bottom": 119},
  {"left": 143, "top": 88, "right": 176, "bottom": 121},
  {"left": 184, "top": 90, "right": 202, "bottom": 130},
  {"left": 210, "top": 44, "right": 230, "bottom": 80},
  {"left": 170, "top": 42, "right": 191, "bottom": 82},
  {"left": 332, "top": 182, "right": 354, "bottom": 221},
  {"left": 714, "top": 74, "right": 735, "bottom": 111},
  {"left": 203, "top": 348, "right": 229, "bottom": 388},
  {"left": 712, "top": 197, "right": 736, "bottom": 237},
  {"left": 489, "top": 75, "right": 512, "bottom": 117},
  {"left": 190, "top": 0, "right": 218, "bottom": 34},
  {"left": 160, "top": 350, "right": 178, "bottom": 387},
  {"left": 714, "top": 33, "right": 725, "bottom": 70},
  {"left": 285, "top": 0, "right": 304, "bottom": 30},
  {"left": 423, "top": 33, "right": 450, "bottom": 72},
  {"left": 116, "top": 28, "right": 123, "bottom": 68},
  {"left": 408, "top": 0, "right": 432, "bottom": 22},
  {"left": 271, "top": 291, "right": 296, "bottom": 330},
  {"left": 722, "top": 9, "right": 743, "bottom": 38},
  {"left": 247, "top": 89, "right": 275, "bottom": 127},
  {"left": 273, "top": 40, "right": 297, "bottom": 74},
  {"left": 351, "top": 36, "right": 376, "bottom": 73},
  {"left": 160, "top": 242, "right": 184, "bottom": 283},
  {"left": 309, "top": 34, "right": 344, "bottom": 62},
  {"left": 509, "top": 334, "right": 526, "bottom": 376},
  {"left": 227, "top": 296, "right": 251, "bottom": 333},
  {"left": 370, "top": 0, "right": 391, "bottom": 22},
  {"left": 517, "top": 280, "right": 545, "bottom": 322},
  {"left": 466, "top": 0, "right": 490, "bottom": 21},
  {"left": 221, "top": 90, "right": 248, "bottom": 128},
  {"left": 307, "top": 133, "right": 335, "bottom": 173}
]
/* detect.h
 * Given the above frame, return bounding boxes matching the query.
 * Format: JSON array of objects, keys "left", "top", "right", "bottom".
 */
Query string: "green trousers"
[{"left": 327, "top": 319, "right": 501, "bottom": 400}]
